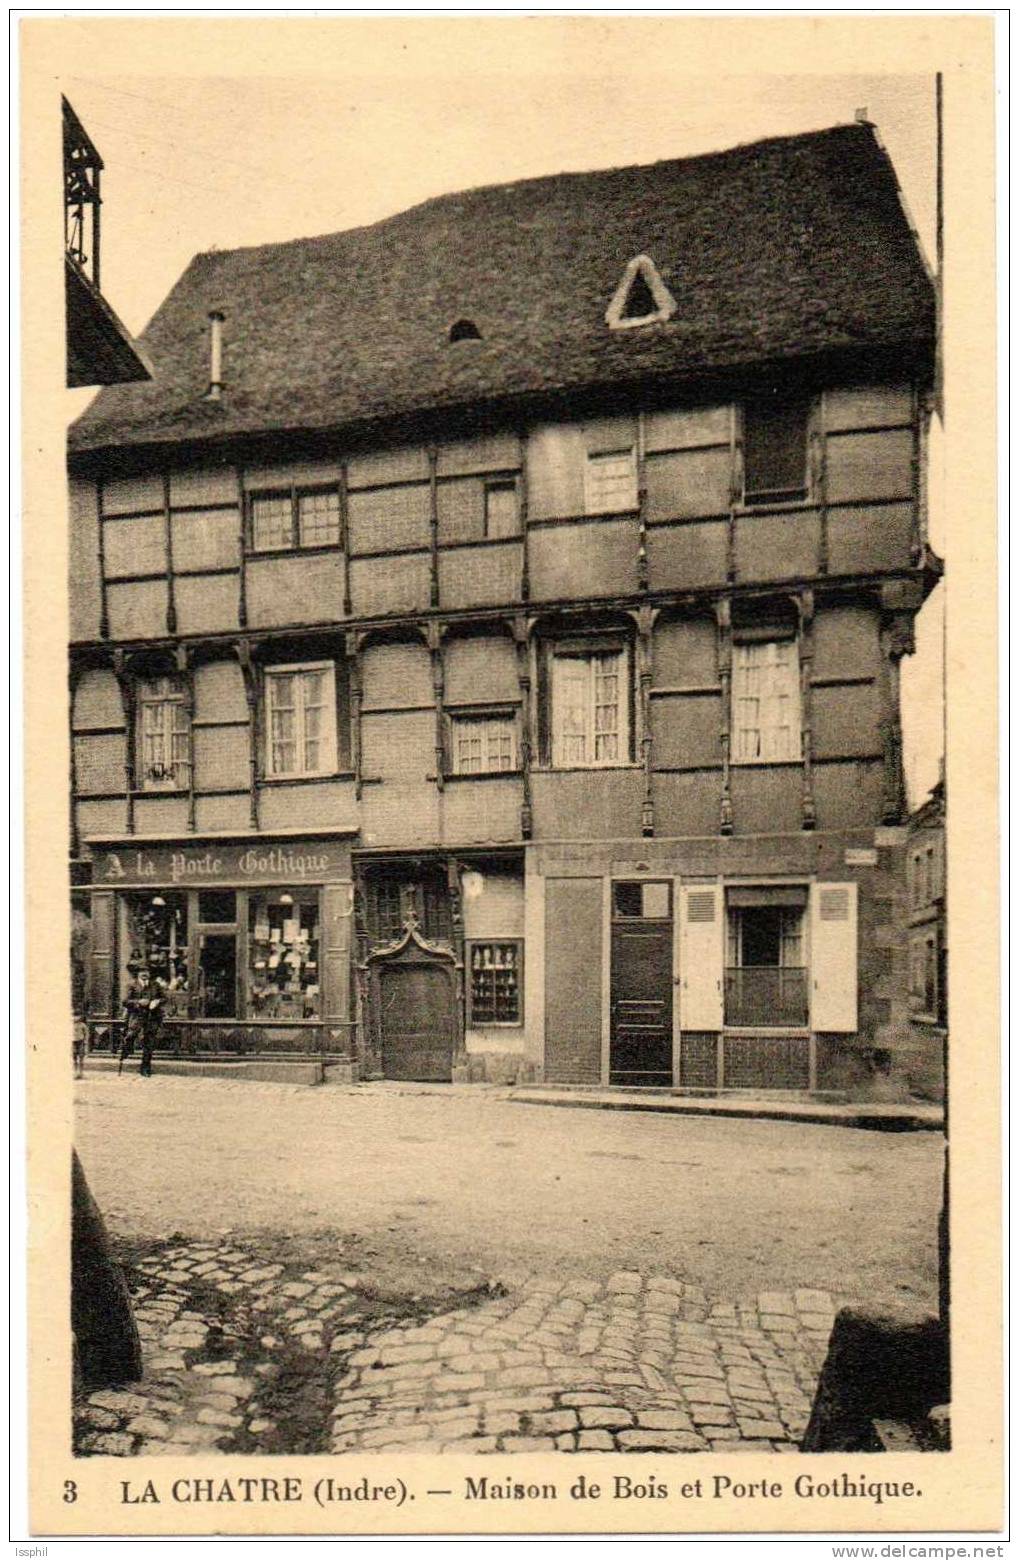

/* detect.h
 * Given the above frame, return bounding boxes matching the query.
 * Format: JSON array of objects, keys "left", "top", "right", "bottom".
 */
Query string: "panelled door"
[
  {"left": 609, "top": 880, "right": 673, "bottom": 1086},
  {"left": 379, "top": 959, "right": 455, "bottom": 1082}
]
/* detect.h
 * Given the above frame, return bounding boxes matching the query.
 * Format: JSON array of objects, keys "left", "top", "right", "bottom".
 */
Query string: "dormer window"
[
  {"left": 605, "top": 255, "right": 677, "bottom": 330},
  {"left": 449, "top": 318, "right": 482, "bottom": 343}
]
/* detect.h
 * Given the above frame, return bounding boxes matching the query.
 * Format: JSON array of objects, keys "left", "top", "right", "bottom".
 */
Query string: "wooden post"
[
  {"left": 879, "top": 611, "right": 914, "bottom": 824},
  {"left": 636, "top": 411, "right": 649, "bottom": 592},
  {"left": 236, "top": 466, "right": 248, "bottom": 629},
  {"left": 345, "top": 631, "right": 363, "bottom": 800},
  {"left": 111, "top": 648, "right": 135, "bottom": 834},
  {"left": 427, "top": 448, "right": 440, "bottom": 608},
  {"left": 97, "top": 475, "right": 110, "bottom": 640},
  {"left": 715, "top": 598, "right": 734, "bottom": 834},
  {"left": 634, "top": 603, "right": 657, "bottom": 835},
  {"left": 68, "top": 662, "right": 83, "bottom": 859},
  {"left": 162, "top": 472, "right": 177, "bottom": 634},
  {"left": 176, "top": 643, "right": 196, "bottom": 833},
  {"left": 727, "top": 405, "right": 740, "bottom": 583},
  {"left": 511, "top": 615, "right": 533, "bottom": 839},
  {"left": 814, "top": 395, "right": 829, "bottom": 576},
  {"left": 339, "top": 463, "right": 352, "bottom": 617},
  {"left": 518, "top": 430, "right": 530, "bottom": 604},
  {"left": 425, "top": 621, "right": 446, "bottom": 792},
  {"left": 798, "top": 588, "right": 817, "bottom": 830},
  {"left": 234, "top": 638, "right": 260, "bottom": 830}
]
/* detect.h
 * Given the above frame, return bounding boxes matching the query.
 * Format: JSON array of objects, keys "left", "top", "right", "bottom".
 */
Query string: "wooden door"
[
  {"left": 379, "top": 960, "right": 455, "bottom": 1081},
  {"left": 610, "top": 880, "right": 673, "bottom": 1086}
]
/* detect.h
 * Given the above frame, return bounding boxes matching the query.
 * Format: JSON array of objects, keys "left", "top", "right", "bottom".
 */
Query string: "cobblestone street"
[{"left": 75, "top": 1075, "right": 941, "bottom": 1458}]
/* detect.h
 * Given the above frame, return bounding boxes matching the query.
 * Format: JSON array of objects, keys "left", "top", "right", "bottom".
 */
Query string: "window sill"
[
  {"left": 736, "top": 494, "right": 812, "bottom": 515},
  {"left": 722, "top": 1026, "right": 811, "bottom": 1037},
  {"left": 534, "top": 763, "right": 642, "bottom": 775},
  {"left": 132, "top": 787, "right": 189, "bottom": 798},
  {"left": 246, "top": 544, "right": 344, "bottom": 560},
  {"left": 260, "top": 771, "right": 355, "bottom": 787},
  {"left": 730, "top": 758, "right": 804, "bottom": 768},
  {"left": 444, "top": 769, "right": 522, "bottom": 783}
]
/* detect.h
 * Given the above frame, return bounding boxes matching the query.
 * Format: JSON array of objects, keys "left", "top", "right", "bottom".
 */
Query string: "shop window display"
[
  {"left": 122, "top": 893, "right": 189, "bottom": 1015},
  {"left": 247, "top": 890, "right": 321, "bottom": 1020}
]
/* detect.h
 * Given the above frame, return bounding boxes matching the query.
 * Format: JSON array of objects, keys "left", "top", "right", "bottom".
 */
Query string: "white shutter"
[
  {"left": 679, "top": 884, "right": 724, "bottom": 1030},
  {"left": 809, "top": 882, "right": 858, "bottom": 1032}
]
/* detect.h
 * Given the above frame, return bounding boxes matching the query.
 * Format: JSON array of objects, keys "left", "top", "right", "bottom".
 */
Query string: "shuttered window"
[
  {"left": 743, "top": 396, "right": 809, "bottom": 502},
  {"left": 264, "top": 661, "right": 337, "bottom": 778},
  {"left": 732, "top": 640, "right": 802, "bottom": 763}
]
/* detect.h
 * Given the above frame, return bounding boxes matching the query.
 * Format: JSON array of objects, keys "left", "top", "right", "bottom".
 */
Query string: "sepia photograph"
[{"left": 19, "top": 13, "right": 1001, "bottom": 1541}]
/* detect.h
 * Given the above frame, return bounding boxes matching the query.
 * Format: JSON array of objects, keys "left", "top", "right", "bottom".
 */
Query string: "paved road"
[{"left": 76, "top": 1075, "right": 941, "bottom": 1309}]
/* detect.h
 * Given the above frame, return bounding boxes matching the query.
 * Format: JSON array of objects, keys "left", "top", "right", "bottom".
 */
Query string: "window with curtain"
[
  {"left": 264, "top": 662, "right": 337, "bottom": 778},
  {"left": 137, "top": 675, "right": 190, "bottom": 790},
  {"left": 551, "top": 646, "right": 628, "bottom": 767},
  {"left": 731, "top": 639, "right": 802, "bottom": 763}
]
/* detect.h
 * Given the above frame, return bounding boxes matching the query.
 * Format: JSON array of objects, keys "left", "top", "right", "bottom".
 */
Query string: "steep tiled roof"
[{"left": 68, "top": 122, "right": 934, "bottom": 460}]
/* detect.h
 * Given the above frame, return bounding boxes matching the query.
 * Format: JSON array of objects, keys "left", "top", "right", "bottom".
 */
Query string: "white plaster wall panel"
[
  {"left": 74, "top": 668, "right": 124, "bottom": 728},
  {"left": 647, "top": 519, "right": 728, "bottom": 592},
  {"left": 246, "top": 552, "right": 345, "bottom": 626},
  {"left": 169, "top": 466, "right": 239, "bottom": 507},
  {"left": 436, "top": 433, "right": 520, "bottom": 476},
  {"left": 193, "top": 660, "right": 248, "bottom": 722},
  {"left": 101, "top": 474, "right": 163, "bottom": 515},
  {"left": 348, "top": 484, "right": 431, "bottom": 554},
  {"left": 442, "top": 780, "right": 521, "bottom": 846},
  {"left": 69, "top": 478, "right": 103, "bottom": 641},
  {"left": 361, "top": 641, "right": 432, "bottom": 710},
  {"left": 826, "top": 503, "right": 914, "bottom": 576},
  {"left": 174, "top": 574, "right": 241, "bottom": 635},
  {"left": 360, "top": 783, "right": 439, "bottom": 848},
  {"left": 528, "top": 520, "right": 638, "bottom": 601},
  {"left": 258, "top": 780, "right": 357, "bottom": 832},
  {"left": 436, "top": 478, "right": 484, "bottom": 543},
  {"left": 645, "top": 447, "right": 732, "bottom": 520},
  {"left": 133, "top": 796, "right": 190, "bottom": 836},
  {"left": 75, "top": 733, "right": 126, "bottom": 793},
  {"left": 243, "top": 458, "right": 344, "bottom": 490},
  {"left": 826, "top": 429, "right": 914, "bottom": 503},
  {"left": 463, "top": 870, "right": 525, "bottom": 938},
  {"left": 361, "top": 711, "right": 434, "bottom": 781},
  {"left": 644, "top": 405, "right": 731, "bottom": 452},
  {"left": 171, "top": 510, "right": 240, "bottom": 571},
  {"left": 76, "top": 798, "right": 129, "bottom": 839},
  {"left": 444, "top": 633, "right": 518, "bottom": 705},
  {"left": 347, "top": 446, "right": 428, "bottom": 488},
  {"left": 652, "top": 615, "right": 718, "bottom": 687},
  {"left": 824, "top": 385, "right": 913, "bottom": 432},
  {"left": 438, "top": 545, "right": 522, "bottom": 608},
  {"left": 106, "top": 580, "right": 168, "bottom": 640},
  {"left": 349, "top": 554, "right": 430, "bottom": 617},
  {"left": 735, "top": 509, "right": 821, "bottom": 582},
  {"left": 103, "top": 515, "right": 166, "bottom": 578},
  {"left": 193, "top": 793, "right": 250, "bottom": 834},
  {"left": 193, "top": 726, "right": 250, "bottom": 792}
]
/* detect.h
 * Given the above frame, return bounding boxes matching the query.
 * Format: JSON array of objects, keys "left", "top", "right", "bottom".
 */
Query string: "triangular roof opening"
[{"left": 605, "top": 254, "right": 677, "bottom": 331}]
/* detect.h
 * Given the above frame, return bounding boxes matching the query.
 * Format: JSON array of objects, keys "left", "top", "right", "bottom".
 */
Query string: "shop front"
[{"left": 79, "top": 834, "right": 356, "bottom": 1061}]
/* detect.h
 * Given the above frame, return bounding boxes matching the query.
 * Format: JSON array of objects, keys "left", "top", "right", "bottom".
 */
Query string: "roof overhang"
[{"left": 65, "top": 255, "right": 153, "bottom": 389}]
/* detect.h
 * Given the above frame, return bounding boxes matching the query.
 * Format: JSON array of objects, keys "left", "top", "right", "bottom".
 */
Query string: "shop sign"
[{"left": 93, "top": 839, "right": 351, "bottom": 887}]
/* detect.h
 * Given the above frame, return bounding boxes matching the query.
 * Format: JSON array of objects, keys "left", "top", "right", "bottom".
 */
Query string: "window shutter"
[
  {"left": 89, "top": 890, "right": 116, "bottom": 1019},
  {"left": 809, "top": 882, "right": 858, "bottom": 1032},
  {"left": 320, "top": 882, "right": 353, "bottom": 1032},
  {"left": 680, "top": 884, "right": 723, "bottom": 1030}
]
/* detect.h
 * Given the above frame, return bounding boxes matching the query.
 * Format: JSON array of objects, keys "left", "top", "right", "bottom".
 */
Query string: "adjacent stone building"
[{"left": 67, "top": 121, "right": 942, "bottom": 1096}]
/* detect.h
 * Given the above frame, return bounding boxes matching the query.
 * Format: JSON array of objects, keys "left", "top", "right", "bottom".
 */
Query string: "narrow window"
[
  {"left": 450, "top": 713, "right": 516, "bottom": 775},
  {"left": 484, "top": 480, "right": 519, "bottom": 539},
  {"left": 264, "top": 662, "right": 337, "bottom": 778},
  {"left": 251, "top": 488, "right": 341, "bottom": 552},
  {"left": 731, "top": 639, "right": 802, "bottom": 763},
  {"left": 551, "top": 646, "right": 629, "bottom": 768},
  {"left": 137, "top": 675, "right": 190, "bottom": 790},
  {"left": 743, "top": 396, "right": 810, "bottom": 503},
  {"left": 585, "top": 449, "right": 638, "bottom": 515},
  {"left": 468, "top": 941, "right": 523, "bottom": 1025},
  {"left": 725, "top": 890, "right": 809, "bottom": 1027}
]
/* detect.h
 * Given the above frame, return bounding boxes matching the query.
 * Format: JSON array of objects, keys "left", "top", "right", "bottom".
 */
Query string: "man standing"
[{"left": 122, "top": 964, "right": 164, "bottom": 1077}]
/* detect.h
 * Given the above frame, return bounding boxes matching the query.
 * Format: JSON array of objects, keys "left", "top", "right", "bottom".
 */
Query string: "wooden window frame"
[
  {"left": 248, "top": 484, "right": 343, "bottom": 555},
  {"left": 136, "top": 674, "right": 190, "bottom": 792},
  {"left": 263, "top": 660, "right": 338, "bottom": 780},
  {"left": 730, "top": 636, "right": 803, "bottom": 765},
  {"left": 741, "top": 396, "right": 812, "bottom": 507},
  {"left": 548, "top": 641, "right": 632, "bottom": 770},
  {"left": 466, "top": 938, "right": 524, "bottom": 1027},
  {"left": 448, "top": 707, "right": 519, "bottom": 776},
  {"left": 584, "top": 447, "right": 638, "bottom": 516}
]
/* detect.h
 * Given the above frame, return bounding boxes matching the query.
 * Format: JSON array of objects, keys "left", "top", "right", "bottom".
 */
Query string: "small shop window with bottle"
[
  {"left": 119, "top": 892, "right": 190, "bottom": 1016},
  {"left": 247, "top": 889, "right": 322, "bottom": 1021},
  {"left": 467, "top": 940, "right": 523, "bottom": 1026}
]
